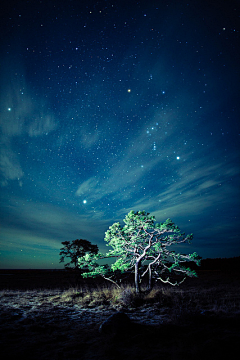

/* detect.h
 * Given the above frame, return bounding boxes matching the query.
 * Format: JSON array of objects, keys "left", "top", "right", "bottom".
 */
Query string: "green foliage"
[
  {"left": 78, "top": 210, "right": 201, "bottom": 292},
  {"left": 59, "top": 239, "right": 98, "bottom": 270},
  {"left": 78, "top": 253, "right": 110, "bottom": 278}
]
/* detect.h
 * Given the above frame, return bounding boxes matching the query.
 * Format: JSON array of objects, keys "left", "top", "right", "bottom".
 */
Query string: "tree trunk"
[
  {"left": 135, "top": 262, "right": 140, "bottom": 293},
  {"left": 134, "top": 237, "right": 153, "bottom": 293},
  {"left": 148, "top": 265, "right": 152, "bottom": 290}
]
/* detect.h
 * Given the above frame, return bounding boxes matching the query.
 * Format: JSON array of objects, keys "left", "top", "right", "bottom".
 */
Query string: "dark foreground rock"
[{"left": 99, "top": 311, "right": 131, "bottom": 335}]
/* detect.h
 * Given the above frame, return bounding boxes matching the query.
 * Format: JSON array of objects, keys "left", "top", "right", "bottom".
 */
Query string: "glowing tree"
[{"left": 78, "top": 211, "right": 201, "bottom": 293}]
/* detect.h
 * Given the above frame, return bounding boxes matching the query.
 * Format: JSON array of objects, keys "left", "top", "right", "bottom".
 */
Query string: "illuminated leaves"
[{"left": 78, "top": 210, "right": 201, "bottom": 292}]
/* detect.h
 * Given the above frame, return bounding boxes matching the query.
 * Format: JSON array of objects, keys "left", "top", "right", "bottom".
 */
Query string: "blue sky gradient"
[{"left": 0, "top": 0, "right": 239, "bottom": 268}]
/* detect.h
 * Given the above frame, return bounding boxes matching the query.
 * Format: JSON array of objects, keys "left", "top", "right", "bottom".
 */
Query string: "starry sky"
[{"left": 0, "top": 0, "right": 239, "bottom": 269}]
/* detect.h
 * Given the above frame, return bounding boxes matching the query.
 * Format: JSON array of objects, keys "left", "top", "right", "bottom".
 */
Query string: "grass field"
[{"left": 0, "top": 269, "right": 240, "bottom": 359}]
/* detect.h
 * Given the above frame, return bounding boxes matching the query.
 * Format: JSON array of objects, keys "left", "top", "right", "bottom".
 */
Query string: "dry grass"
[
  {"left": 62, "top": 282, "right": 240, "bottom": 316},
  {"left": 1, "top": 272, "right": 240, "bottom": 360},
  {"left": 1, "top": 279, "right": 239, "bottom": 319}
]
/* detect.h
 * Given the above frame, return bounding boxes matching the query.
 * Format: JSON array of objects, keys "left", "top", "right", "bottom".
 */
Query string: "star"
[{"left": 0, "top": 0, "right": 238, "bottom": 268}]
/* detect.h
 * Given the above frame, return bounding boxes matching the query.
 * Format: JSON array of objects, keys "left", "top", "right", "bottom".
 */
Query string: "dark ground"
[
  {"left": 0, "top": 268, "right": 239, "bottom": 360},
  {"left": 0, "top": 269, "right": 90, "bottom": 290}
]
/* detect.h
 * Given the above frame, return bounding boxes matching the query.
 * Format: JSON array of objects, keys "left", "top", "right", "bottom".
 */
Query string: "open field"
[{"left": 0, "top": 269, "right": 240, "bottom": 359}]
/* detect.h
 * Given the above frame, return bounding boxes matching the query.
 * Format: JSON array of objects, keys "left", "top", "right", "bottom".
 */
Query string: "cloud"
[
  {"left": 0, "top": 61, "right": 58, "bottom": 185},
  {"left": 112, "top": 159, "right": 239, "bottom": 258},
  {"left": 28, "top": 114, "right": 57, "bottom": 137},
  {"left": 76, "top": 177, "right": 99, "bottom": 196},
  {"left": 74, "top": 122, "right": 170, "bottom": 205},
  {"left": 0, "top": 197, "right": 110, "bottom": 246},
  {"left": 0, "top": 144, "right": 24, "bottom": 186},
  {"left": 79, "top": 128, "right": 100, "bottom": 149},
  {"left": 0, "top": 227, "right": 60, "bottom": 253}
]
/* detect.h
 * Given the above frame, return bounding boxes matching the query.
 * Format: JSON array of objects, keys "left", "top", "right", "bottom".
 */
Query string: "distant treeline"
[
  {"left": 0, "top": 257, "right": 239, "bottom": 273},
  {"left": 186, "top": 256, "right": 240, "bottom": 272}
]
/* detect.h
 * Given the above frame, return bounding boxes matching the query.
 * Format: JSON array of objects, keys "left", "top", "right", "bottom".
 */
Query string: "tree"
[
  {"left": 78, "top": 211, "right": 201, "bottom": 293},
  {"left": 59, "top": 239, "right": 98, "bottom": 270}
]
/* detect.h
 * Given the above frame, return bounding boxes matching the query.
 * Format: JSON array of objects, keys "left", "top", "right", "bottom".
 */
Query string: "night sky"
[{"left": 0, "top": 0, "right": 239, "bottom": 269}]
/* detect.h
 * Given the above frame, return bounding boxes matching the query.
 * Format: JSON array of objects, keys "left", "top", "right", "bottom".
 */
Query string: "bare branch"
[
  {"left": 157, "top": 276, "right": 186, "bottom": 286},
  {"left": 100, "top": 275, "right": 120, "bottom": 288}
]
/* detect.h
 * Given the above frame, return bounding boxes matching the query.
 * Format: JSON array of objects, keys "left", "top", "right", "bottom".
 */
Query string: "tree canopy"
[
  {"left": 78, "top": 211, "right": 201, "bottom": 292},
  {"left": 59, "top": 239, "right": 98, "bottom": 270}
]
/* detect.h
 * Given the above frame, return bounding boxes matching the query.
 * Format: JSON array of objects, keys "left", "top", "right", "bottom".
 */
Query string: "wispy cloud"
[
  {"left": 76, "top": 177, "right": 99, "bottom": 197},
  {"left": 74, "top": 120, "right": 173, "bottom": 204},
  {"left": 129, "top": 155, "right": 239, "bottom": 213},
  {"left": 0, "top": 145, "right": 24, "bottom": 186},
  {"left": 0, "top": 197, "right": 114, "bottom": 261},
  {"left": 0, "top": 60, "right": 58, "bottom": 186}
]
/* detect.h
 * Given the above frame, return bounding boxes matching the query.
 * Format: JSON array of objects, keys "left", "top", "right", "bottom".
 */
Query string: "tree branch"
[
  {"left": 157, "top": 276, "right": 186, "bottom": 286},
  {"left": 100, "top": 274, "right": 120, "bottom": 288}
]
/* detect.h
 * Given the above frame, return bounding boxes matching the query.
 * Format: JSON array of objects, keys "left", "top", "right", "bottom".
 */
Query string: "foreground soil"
[{"left": 0, "top": 270, "right": 240, "bottom": 360}]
